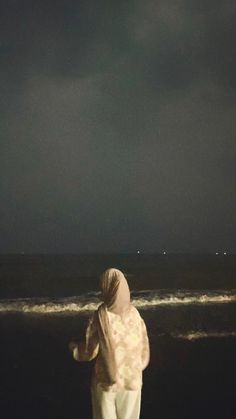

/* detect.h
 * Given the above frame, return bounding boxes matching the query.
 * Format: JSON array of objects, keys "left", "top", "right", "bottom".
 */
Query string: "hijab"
[{"left": 95, "top": 268, "right": 131, "bottom": 385}]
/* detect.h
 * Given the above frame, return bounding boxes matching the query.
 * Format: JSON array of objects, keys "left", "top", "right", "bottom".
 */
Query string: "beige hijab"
[{"left": 95, "top": 268, "right": 131, "bottom": 385}]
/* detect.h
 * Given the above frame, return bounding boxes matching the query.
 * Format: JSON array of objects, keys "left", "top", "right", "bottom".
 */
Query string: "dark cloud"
[{"left": 0, "top": 0, "right": 235, "bottom": 253}]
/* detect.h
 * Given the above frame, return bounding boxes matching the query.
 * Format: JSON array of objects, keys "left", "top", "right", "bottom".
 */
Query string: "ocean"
[{"left": 0, "top": 254, "right": 235, "bottom": 418}]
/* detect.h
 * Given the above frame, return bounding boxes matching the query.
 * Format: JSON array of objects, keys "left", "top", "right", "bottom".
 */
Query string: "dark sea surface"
[{"left": 0, "top": 254, "right": 236, "bottom": 418}]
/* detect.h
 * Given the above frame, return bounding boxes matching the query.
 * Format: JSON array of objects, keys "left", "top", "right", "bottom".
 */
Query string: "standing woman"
[{"left": 69, "top": 268, "right": 150, "bottom": 419}]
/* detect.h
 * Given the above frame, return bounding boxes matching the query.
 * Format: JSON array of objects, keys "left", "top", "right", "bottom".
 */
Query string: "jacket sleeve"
[
  {"left": 73, "top": 314, "right": 99, "bottom": 362},
  {"left": 140, "top": 318, "right": 150, "bottom": 370}
]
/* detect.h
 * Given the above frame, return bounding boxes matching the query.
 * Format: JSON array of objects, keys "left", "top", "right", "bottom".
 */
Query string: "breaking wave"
[
  {"left": 172, "top": 330, "right": 236, "bottom": 341},
  {"left": 0, "top": 289, "right": 235, "bottom": 314}
]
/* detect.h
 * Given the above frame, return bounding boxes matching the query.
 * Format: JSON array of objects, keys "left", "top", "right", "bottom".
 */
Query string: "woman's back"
[
  {"left": 70, "top": 268, "right": 150, "bottom": 419},
  {"left": 94, "top": 305, "right": 149, "bottom": 391}
]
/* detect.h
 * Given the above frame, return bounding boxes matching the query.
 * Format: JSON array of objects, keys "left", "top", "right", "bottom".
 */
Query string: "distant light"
[
  {"left": 163, "top": 251, "right": 166, "bottom": 255},
  {"left": 215, "top": 252, "right": 219, "bottom": 255},
  {"left": 224, "top": 252, "right": 227, "bottom": 255},
  {"left": 137, "top": 250, "right": 140, "bottom": 254}
]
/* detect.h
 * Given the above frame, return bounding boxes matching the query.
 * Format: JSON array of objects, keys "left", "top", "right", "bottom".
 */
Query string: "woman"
[{"left": 69, "top": 268, "right": 150, "bottom": 419}]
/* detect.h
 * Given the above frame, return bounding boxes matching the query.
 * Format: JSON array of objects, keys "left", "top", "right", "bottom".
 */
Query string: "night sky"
[{"left": 0, "top": 0, "right": 235, "bottom": 254}]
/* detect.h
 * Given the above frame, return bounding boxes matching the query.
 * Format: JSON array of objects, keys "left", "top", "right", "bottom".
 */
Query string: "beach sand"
[{"left": 0, "top": 312, "right": 235, "bottom": 419}]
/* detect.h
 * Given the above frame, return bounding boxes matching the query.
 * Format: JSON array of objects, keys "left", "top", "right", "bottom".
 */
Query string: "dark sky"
[{"left": 0, "top": 0, "right": 235, "bottom": 253}]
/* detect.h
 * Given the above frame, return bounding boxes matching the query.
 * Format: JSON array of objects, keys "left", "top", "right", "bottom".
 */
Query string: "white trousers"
[{"left": 91, "top": 384, "right": 141, "bottom": 419}]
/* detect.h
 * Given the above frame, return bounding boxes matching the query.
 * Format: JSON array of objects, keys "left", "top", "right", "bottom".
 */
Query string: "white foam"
[
  {"left": 0, "top": 300, "right": 99, "bottom": 314},
  {"left": 133, "top": 293, "right": 236, "bottom": 309},
  {"left": 173, "top": 330, "right": 236, "bottom": 341},
  {"left": 0, "top": 290, "right": 235, "bottom": 314}
]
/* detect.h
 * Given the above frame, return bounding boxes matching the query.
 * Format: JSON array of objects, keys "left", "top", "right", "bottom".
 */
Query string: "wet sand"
[{"left": 0, "top": 313, "right": 235, "bottom": 419}]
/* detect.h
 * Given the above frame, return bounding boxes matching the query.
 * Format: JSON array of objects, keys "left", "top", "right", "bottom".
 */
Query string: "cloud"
[{"left": 0, "top": 0, "right": 235, "bottom": 252}]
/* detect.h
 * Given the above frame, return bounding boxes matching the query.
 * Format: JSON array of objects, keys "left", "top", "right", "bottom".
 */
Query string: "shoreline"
[{"left": 0, "top": 313, "right": 235, "bottom": 418}]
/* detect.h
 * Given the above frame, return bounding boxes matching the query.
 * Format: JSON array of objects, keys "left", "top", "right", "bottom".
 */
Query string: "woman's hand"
[{"left": 68, "top": 341, "right": 78, "bottom": 353}]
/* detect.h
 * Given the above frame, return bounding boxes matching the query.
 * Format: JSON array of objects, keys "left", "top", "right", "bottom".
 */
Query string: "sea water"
[
  {"left": 0, "top": 253, "right": 235, "bottom": 340},
  {"left": 0, "top": 254, "right": 236, "bottom": 418}
]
